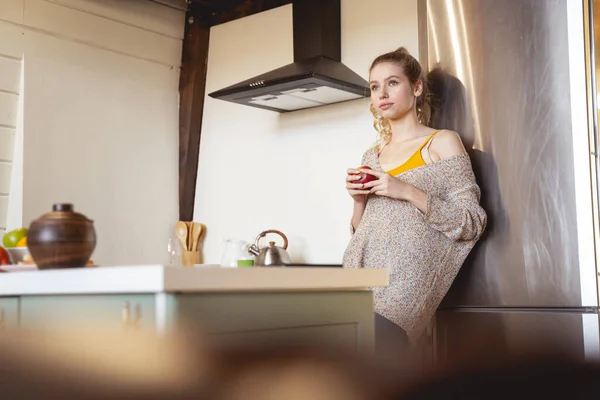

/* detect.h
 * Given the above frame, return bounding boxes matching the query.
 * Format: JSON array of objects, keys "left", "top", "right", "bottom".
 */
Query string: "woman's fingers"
[
  {"left": 346, "top": 167, "right": 378, "bottom": 197},
  {"left": 347, "top": 182, "right": 375, "bottom": 190},
  {"left": 349, "top": 180, "right": 378, "bottom": 189},
  {"left": 360, "top": 168, "right": 384, "bottom": 178}
]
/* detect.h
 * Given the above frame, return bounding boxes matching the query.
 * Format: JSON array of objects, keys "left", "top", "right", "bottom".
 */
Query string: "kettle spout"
[{"left": 248, "top": 244, "right": 260, "bottom": 256}]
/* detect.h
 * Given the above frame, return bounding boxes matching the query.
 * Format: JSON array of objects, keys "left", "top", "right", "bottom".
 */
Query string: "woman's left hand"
[{"left": 361, "top": 169, "right": 413, "bottom": 200}]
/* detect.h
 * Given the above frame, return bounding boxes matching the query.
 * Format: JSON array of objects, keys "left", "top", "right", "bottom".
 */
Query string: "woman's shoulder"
[
  {"left": 431, "top": 129, "right": 467, "bottom": 160},
  {"left": 359, "top": 144, "right": 379, "bottom": 165}
]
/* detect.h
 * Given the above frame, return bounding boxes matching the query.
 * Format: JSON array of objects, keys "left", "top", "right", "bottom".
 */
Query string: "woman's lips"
[{"left": 379, "top": 103, "right": 393, "bottom": 110}]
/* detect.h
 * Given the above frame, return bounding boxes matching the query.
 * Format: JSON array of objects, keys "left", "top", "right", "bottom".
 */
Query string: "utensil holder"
[{"left": 182, "top": 250, "right": 199, "bottom": 266}]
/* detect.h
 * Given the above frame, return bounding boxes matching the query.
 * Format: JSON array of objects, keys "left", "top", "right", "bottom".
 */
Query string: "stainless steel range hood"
[{"left": 208, "top": 0, "right": 370, "bottom": 113}]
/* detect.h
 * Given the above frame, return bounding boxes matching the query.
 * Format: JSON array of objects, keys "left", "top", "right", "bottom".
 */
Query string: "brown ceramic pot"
[{"left": 27, "top": 203, "right": 96, "bottom": 269}]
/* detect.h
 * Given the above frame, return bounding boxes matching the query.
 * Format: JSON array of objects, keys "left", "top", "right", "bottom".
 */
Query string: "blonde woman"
[{"left": 343, "top": 48, "right": 487, "bottom": 357}]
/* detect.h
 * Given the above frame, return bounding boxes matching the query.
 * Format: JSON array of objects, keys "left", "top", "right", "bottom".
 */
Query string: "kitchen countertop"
[{"left": 0, "top": 265, "right": 388, "bottom": 296}]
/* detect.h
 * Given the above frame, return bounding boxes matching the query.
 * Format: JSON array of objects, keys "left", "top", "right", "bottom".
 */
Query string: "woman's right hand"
[{"left": 346, "top": 168, "right": 371, "bottom": 203}]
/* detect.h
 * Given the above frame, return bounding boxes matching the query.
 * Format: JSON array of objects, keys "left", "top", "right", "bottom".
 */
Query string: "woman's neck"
[{"left": 388, "top": 113, "right": 423, "bottom": 144}]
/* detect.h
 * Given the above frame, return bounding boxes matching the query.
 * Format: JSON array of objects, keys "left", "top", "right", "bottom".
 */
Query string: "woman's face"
[{"left": 369, "top": 62, "right": 421, "bottom": 121}]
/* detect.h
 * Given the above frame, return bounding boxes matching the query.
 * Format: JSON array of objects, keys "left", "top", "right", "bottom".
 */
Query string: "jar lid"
[{"left": 38, "top": 203, "right": 92, "bottom": 221}]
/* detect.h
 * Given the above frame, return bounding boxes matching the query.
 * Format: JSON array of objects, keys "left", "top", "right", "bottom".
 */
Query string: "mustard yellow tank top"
[{"left": 386, "top": 130, "right": 440, "bottom": 176}]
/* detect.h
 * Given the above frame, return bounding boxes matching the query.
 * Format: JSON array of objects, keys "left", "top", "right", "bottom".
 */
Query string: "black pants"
[{"left": 374, "top": 313, "right": 409, "bottom": 362}]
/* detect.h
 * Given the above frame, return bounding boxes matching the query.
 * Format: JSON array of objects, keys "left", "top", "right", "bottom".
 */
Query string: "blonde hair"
[{"left": 369, "top": 47, "right": 432, "bottom": 151}]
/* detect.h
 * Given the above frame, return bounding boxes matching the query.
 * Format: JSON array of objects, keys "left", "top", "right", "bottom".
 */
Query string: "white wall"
[
  {"left": 0, "top": 0, "right": 184, "bottom": 265},
  {"left": 195, "top": 0, "right": 419, "bottom": 264},
  {"left": 0, "top": 59, "right": 20, "bottom": 237},
  {"left": 0, "top": 3, "right": 23, "bottom": 239},
  {"left": 6, "top": 58, "right": 23, "bottom": 232}
]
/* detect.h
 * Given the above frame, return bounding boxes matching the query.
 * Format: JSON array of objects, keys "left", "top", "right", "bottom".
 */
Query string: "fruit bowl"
[{"left": 6, "top": 247, "right": 31, "bottom": 265}]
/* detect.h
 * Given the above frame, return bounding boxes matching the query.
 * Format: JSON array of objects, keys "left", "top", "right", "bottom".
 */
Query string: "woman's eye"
[
  {"left": 371, "top": 85, "right": 379, "bottom": 91},
  {"left": 389, "top": 81, "right": 398, "bottom": 86}
]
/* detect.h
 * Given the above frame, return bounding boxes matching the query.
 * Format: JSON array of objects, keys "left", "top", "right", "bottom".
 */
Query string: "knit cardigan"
[{"left": 342, "top": 148, "right": 487, "bottom": 344}]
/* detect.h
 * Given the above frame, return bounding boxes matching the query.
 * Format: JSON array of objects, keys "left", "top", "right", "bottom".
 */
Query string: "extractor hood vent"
[{"left": 208, "top": 0, "right": 370, "bottom": 113}]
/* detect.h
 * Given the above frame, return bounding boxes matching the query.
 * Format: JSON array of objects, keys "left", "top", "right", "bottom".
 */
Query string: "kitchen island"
[{"left": 0, "top": 265, "right": 387, "bottom": 352}]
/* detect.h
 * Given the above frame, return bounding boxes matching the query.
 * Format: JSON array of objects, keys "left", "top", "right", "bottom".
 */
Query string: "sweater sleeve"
[
  {"left": 417, "top": 154, "right": 488, "bottom": 241},
  {"left": 349, "top": 149, "right": 372, "bottom": 236},
  {"left": 423, "top": 181, "right": 487, "bottom": 241}
]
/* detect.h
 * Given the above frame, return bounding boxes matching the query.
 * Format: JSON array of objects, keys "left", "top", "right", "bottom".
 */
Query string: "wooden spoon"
[
  {"left": 191, "top": 223, "right": 203, "bottom": 251},
  {"left": 185, "top": 222, "right": 194, "bottom": 250},
  {"left": 175, "top": 221, "right": 188, "bottom": 251}
]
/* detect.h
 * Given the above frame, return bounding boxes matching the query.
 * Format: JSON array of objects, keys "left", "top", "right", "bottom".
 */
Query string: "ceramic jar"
[{"left": 27, "top": 203, "right": 96, "bottom": 269}]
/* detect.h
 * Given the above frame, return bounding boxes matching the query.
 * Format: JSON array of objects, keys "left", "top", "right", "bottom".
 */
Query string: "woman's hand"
[
  {"left": 360, "top": 169, "right": 429, "bottom": 212},
  {"left": 346, "top": 168, "right": 371, "bottom": 203},
  {"left": 360, "top": 169, "right": 412, "bottom": 200}
]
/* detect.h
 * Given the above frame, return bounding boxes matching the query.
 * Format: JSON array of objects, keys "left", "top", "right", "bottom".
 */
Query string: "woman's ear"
[{"left": 414, "top": 80, "right": 424, "bottom": 97}]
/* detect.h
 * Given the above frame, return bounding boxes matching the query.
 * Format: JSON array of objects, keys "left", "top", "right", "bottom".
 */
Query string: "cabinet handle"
[
  {"left": 121, "top": 301, "right": 130, "bottom": 326},
  {"left": 121, "top": 301, "right": 141, "bottom": 329}
]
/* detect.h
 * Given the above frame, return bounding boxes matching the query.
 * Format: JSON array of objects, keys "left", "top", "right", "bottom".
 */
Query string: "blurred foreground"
[{"left": 1, "top": 325, "right": 599, "bottom": 399}]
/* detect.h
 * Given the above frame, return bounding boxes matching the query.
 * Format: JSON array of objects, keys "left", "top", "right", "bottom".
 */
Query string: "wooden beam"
[{"left": 178, "top": 9, "right": 210, "bottom": 221}]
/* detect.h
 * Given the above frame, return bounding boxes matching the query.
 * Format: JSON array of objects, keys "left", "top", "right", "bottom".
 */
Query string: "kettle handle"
[{"left": 254, "top": 230, "right": 288, "bottom": 249}]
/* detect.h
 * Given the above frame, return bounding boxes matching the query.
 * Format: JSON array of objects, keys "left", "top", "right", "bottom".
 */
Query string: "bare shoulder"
[{"left": 430, "top": 129, "right": 467, "bottom": 160}]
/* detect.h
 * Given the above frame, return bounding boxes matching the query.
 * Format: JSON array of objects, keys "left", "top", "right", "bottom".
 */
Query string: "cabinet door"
[
  {"left": 0, "top": 297, "right": 19, "bottom": 331},
  {"left": 170, "top": 291, "right": 375, "bottom": 352},
  {"left": 20, "top": 295, "right": 156, "bottom": 333}
]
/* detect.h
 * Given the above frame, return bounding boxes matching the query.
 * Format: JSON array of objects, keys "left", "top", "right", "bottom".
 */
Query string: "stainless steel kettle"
[{"left": 248, "top": 230, "right": 291, "bottom": 266}]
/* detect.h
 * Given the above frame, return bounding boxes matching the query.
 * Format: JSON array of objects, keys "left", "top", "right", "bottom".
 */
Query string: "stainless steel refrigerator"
[{"left": 418, "top": 0, "right": 600, "bottom": 367}]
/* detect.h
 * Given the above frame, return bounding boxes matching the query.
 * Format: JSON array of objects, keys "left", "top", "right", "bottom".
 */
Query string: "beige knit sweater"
[{"left": 342, "top": 147, "right": 487, "bottom": 344}]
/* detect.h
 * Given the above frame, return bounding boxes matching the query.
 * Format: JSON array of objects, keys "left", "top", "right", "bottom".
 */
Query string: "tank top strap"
[{"left": 417, "top": 130, "right": 441, "bottom": 152}]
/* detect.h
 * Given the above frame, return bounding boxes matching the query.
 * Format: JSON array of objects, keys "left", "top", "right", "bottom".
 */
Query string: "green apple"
[{"left": 2, "top": 228, "right": 28, "bottom": 248}]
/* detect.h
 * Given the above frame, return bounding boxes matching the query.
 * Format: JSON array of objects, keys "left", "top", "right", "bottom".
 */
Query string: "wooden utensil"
[
  {"left": 185, "top": 221, "right": 194, "bottom": 250},
  {"left": 198, "top": 224, "right": 204, "bottom": 246},
  {"left": 191, "top": 223, "right": 203, "bottom": 251},
  {"left": 175, "top": 221, "right": 189, "bottom": 251}
]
